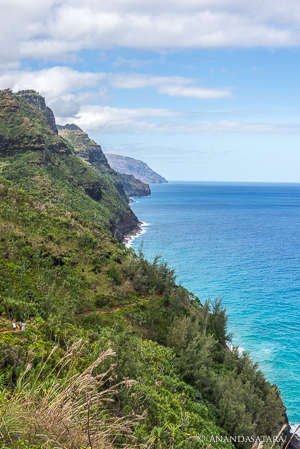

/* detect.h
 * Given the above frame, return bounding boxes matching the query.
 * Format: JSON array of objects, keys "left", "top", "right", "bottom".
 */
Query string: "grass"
[{"left": 0, "top": 340, "right": 144, "bottom": 449}]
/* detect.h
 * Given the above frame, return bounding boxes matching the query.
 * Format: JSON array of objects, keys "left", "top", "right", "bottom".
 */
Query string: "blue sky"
[{"left": 1, "top": 0, "right": 300, "bottom": 181}]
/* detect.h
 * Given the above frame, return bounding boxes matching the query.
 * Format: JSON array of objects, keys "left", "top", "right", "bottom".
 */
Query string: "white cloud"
[
  {"left": 158, "top": 85, "right": 231, "bottom": 99},
  {"left": 0, "top": 68, "right": 233, "bottom": 104},
  {"left": 0, "top": 67, "right": 107, "bottom": 115},
  {"left": 108, "top": 74, "right": 196, "bottom": 89},
  {"left": 57, "top": 105, "right": 184, "bottom": 133},
  {"left": 108, "top": 73, "right": 233, "bottom": 99},
  {"left": 2, "top": 0, "right": 300, "bottom": 65},
  {"left": 57, "top": 104, "right": 300, "bottom": 134}
]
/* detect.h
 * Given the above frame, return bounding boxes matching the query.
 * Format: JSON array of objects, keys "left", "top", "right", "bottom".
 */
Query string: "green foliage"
[
  {"left": 107, "top": 262, "right": 123, "bottom": 286},
  {"left": 116, "top": 172, "right": 151, "bottom": 198},
  {"left": 123, "top": 247, "right": 176, "bottom": 295},
  {"left": 58, "top": 125, "right": 129, "bottom": 201},
  {"left": 166, "top": 315, "right": 285, "bottom": 448}
]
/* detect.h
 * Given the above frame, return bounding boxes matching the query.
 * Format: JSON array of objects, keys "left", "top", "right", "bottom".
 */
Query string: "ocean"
[{"left": 128, "top": 182, "right": 300, "bottom": 426}]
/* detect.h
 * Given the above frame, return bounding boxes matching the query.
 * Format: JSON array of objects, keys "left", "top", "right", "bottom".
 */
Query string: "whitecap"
[
  {"left": 290, "top": 424, "right": 300, "bottom": 437},
  {"left": 124, "top": 222, "right": 151, "bottom": 248}
]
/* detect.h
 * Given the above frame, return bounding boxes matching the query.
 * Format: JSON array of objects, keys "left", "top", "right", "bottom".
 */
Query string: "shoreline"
[{"left": 123, "top": 221, "right": 149, "bottom": 248}]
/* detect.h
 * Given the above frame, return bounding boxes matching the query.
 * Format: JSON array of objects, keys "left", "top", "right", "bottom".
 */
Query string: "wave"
[
  {"left": 124, "top": 222, "right": 151, "bottom": 248},
  {"left": 290, "top": 424, "right": 300, "bottom": 437}
]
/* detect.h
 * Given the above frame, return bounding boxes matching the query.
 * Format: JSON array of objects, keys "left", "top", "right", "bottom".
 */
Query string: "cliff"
[
  {"left": 58, "top": 124, "right": 151, "bottom": 200},
  {"left": 105, "top": 153, "right": 167, "bottom": 184},
  {"left": 17, "top": 89, "right": 58, "bottom": 135},
  {"left": 117, "top": 173, "right": 151, "bottom": 198},
  {"left": 0, "top": 89, "right": 139, "bottom": 241},
  {"left": 57, "top": 124, "right": 127, "bottom": 201}
]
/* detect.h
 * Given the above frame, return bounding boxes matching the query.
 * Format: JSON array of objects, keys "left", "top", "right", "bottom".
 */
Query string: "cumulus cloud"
[
  {"left": 108, "top": 74, "right": 195, "bottom": 89},
  {"left": 158, "top": 85, "right": 231, "bottom": 99},
  {"left": 0, "top": 67, "right": 108, "bottom": 115},
  {"left": 57, "top": 104, "right": 300, "bottom": 134},
  {"left": 0, "top": 67, "right": 106, "bottom": 101},
  {"left": 0, "top": 68, "right": 232, "bottom": 104},
  {"left": 56, "top": 105, "right": 184, "bottom": 133},
  {"left": 2, "top": 0, "right": 300, "bottom": 64}
]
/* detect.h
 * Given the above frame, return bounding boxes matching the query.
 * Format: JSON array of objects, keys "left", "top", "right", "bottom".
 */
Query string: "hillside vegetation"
[
  {"left": 0, "top": 90, "right": 138, "bottom": 241},
  {"left": 0, "top": 88, "right": 289, "bottom": 449},
  {"left": 58, "top": 124, "right": 151, "bottom": 200}
]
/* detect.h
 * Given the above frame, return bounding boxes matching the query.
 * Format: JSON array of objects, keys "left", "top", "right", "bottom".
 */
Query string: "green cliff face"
[
  {"left": 105, "top": 153, "right": 168, "bottom": 184},
  {"left": 17, "top": 89, "right": 58, "bottom": 135},
  {"left": 0, "top": 89, "right": 139, "bottom": 241},
  {"left": 57, "top": 124, "right": 151, "bottom": 200},
  {"left": 117, "top": 172, "right": 151, "bottom": 198},
  {"left": 57, "top": 124, "right": 128, "bottom": 201}
]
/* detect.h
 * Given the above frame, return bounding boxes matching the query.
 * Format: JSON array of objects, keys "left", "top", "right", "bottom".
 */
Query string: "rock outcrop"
[
  {"left": 57, "top": 125, "right": 151, "bottom": 200},
  {"left": 17, "top": 90, "right": 58, "bottom": 135},
  {"left": 117, "top": 173, "right": 151, "bottom": 198},
  {"left": 57, "top": 124, "right": 128, "bottom": 201}
]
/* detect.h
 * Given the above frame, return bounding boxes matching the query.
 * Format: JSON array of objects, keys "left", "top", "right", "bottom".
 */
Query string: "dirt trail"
[
  {"left": 75, "top": 302, "right": 137, "bottom": 317},
  {"left": 0, "top": 302, "right": 138, "bottom": 335},
  {"left": 0, "top": 326, "right": 22, "bottom": 334}
]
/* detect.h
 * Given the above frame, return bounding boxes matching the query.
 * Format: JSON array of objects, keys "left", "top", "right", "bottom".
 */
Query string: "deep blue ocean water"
[{"left": 129, "top": 182, "right": 300, "bottom": 425}]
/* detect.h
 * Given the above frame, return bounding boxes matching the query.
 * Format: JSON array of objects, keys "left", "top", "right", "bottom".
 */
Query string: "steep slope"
[
  {"left": 57, "top": 124, "right": 151, "bottom": 199},
  {"left": 105, "top": 153, "right": 167, "bottom": 184},
  {"left": 17, "top": 89, "right": 58, "bottom": 135},
  {"left": 57, "top": 124, "right": 128, "bottom": 201},
  {"left": 0, "top": 89, "right": 139, "bottom": 241},
  {"left": 0, "top": 179, "right": 289, "bottom": 449},
  {"left": 117, "top": 172, "right": 151, "bottom": 198}
]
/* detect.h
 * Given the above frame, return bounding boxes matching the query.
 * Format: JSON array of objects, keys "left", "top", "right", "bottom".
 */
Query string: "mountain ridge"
[
  {"left": 105, "top": 153, "right": 167, "bottom": 184},
  {"left": 57, "top": 124, "right": 151, "bottom": 200},
  {"left": 0, "top": 89, "right": 139, "bottom": 241}
]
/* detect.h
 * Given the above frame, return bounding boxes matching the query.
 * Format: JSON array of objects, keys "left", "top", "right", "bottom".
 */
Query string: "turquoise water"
[{"left": 130, "top": 182, "right": 300, "bottom": 425}]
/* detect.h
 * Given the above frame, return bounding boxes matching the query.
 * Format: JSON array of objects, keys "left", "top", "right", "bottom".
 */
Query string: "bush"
[{"left": 107, "top": 263, "right": 122, "bottom": 286}]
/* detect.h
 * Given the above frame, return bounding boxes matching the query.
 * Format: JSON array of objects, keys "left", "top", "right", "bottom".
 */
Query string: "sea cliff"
[
  {"left": 105, "top": 152, "right": 168, "bottom": 184},
  {"left": 58, "top": 124, "right": 151, "bottom": 201},
  {"left": 0, "top": 90, "right": 139, "bottom": 242}
]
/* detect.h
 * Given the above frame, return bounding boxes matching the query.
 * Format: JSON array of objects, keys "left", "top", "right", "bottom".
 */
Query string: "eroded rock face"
[
  {"left": 280, "top": 409, "right": 300, "bottom": 449},
  {"left": 0, "top": 90, "right": 68, "bottom": 160},
  {"left": 58, "top": 124, "right": 108, "bottom": 165},
  {"left": 17, "top": 90, "right": 58, "bottom": 135},
  {"left": 57, "top": 125, "right": 128, "bottom": 201},
  {"left": 110, "top": 209, "right": 140, "bottom": 242},
  {"left": 117, "top": 173, "right": 151, "bottom": 198}
]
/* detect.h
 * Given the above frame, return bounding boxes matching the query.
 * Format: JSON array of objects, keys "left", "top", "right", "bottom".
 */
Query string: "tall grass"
[{"left": 0, "top": 340, "right": 144, "bottom": 448}]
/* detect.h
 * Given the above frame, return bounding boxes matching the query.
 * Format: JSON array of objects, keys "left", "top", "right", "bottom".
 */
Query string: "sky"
[{"left": 1, "top": 0, "right": 300, "bottom": 181}]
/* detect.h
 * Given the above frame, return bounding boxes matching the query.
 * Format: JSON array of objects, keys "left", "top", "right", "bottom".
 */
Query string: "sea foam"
[{"left": 124, "top": 222, "right": 150, "bottom": 248}]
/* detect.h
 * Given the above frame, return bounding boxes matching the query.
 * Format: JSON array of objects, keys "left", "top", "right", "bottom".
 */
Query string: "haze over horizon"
[{"left": 1, "top": 0, "right": 300, "bottom": 182}]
